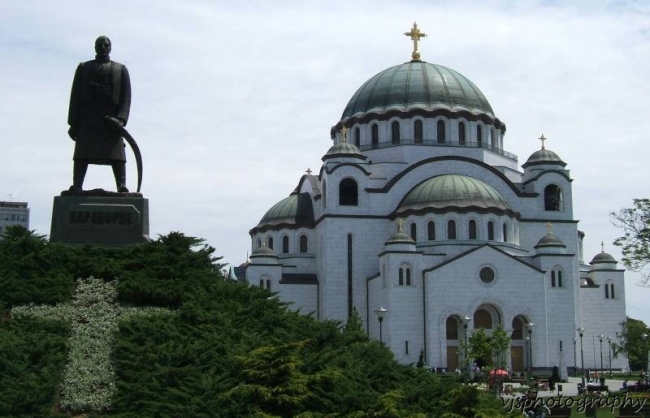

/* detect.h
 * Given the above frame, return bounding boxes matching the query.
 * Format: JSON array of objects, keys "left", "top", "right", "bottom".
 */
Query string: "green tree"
[
  {"left": 611, "top": 198, "right": 650, "bottom": 285},
  {"left": 491, "top": 326, "right": 511, "bottom": 370},
  {"left": 466, "top": 328, "right": 493, "bottom": 368},
  {"left": 612, "top": 317, "right": 650, "bottom": 371}
]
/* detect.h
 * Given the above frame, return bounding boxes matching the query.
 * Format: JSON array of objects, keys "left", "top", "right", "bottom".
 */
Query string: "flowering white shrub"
[{"left": 12, "top": 276, "right": 174, "bottom": 413}]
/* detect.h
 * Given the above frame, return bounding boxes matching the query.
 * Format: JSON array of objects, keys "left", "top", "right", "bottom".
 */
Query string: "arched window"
[
  {"left": 491, "top": 128, "right": 497, "bottom": 146},
  {"left": 544, "top": 185, "right": 563, "bottom": 211},
  {"left": 256, "top": 238, "right": 261, "bottom": 248},
  {"left": 282, "top": 236, "right": 289, "bottom": 253},
  {"left": 266, "top": 279, "right": 271, "bottom": 291},
  {"left": 354, "top": 127, "right": 360, "bottom": 148},
  {"left": 474, "top": 309, "right": 492, "bottom": 329},
  {"left": 469, "top": 220, "right": 477, "bottom": 240},
  {"left": 502, "top": 223, "right": 508, "bottom": 242},
  {"left": 339, "top": 178, "right": 358, "bottom": 206},
  {"left": 406, "top": 268, "right": 411, "bottom": 286},
  {"left": 446, "top": 317, "right": 459, "bottom": 339},
  {"left": 410, "top": 223, "right": 417, "bottom": 241},
  {"left": 267, "top": 236, "right": 273, "bottom": 250},
  {"left": 372, "top": 124, "right": 379, "bottom": 149},
  {"left": 427, "top": 221, "right": 436, "bottom": 240},
  {"left": 414, "top": 120, "right": 423, "bottom": 143},
  {"left": 487, "top": 222, "right": 494, "bottom": 240},
  {"left": 437, "top": 120, "right": 445, "bottom": 143},
  {"left": 259, "top": 279, "right": 264, "bottom": 288},
  {"left": 391, "top": 121, "right": 400, "bottom": 144},
  {"left": 551, "top": 271, "right": 556, "bottom": 287},
  {"left": 558, "top": 271, "right": 563, "bottom": 287},
  {"left": 458, "top": 121, "right": 466, "bottom": 144},
  {"left": 605, "top": 284, "right": 609, "bottom": 298},
  {"left": 477, "top": 125, "right": 482, "bottom": 143},
  {"left": 611, "top": 283, "right": 615, "bottom": 298},
  {"left": 448, "top": 220, "right": 457, "bottom": 240},
  {"left": 399, "top": 268, "right": 404, "bottom": 286},
  {"left": 300, "top": 235, "right": 308, "bottom": 253}
]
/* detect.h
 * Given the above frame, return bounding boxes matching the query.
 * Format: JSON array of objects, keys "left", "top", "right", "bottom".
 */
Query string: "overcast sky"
[{"left": 2, "top": 0, "right": 649, "bottom": 326}]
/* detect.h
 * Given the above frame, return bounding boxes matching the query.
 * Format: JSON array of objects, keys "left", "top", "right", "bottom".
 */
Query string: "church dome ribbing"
[
  {"left": 340, "top": 61, "right": 499, "bottom": 125},
  {"left": 590, "top": 251, "right": 616, "bottom": 264},
  {"left": 522, "top": 149, "right": 566, "bottom": 168},
  {"left": 322, "top": 142, "right": 366, "bottom": 161},
  {"left": 397, "top": 174, "right": 513, "bottom": 215}
]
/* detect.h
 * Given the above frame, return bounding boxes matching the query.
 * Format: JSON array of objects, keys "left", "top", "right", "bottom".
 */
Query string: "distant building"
[
  {"left": 0, "top": 201, "right": 30, "bottom": 237},
  {"left": 242, "top": 25, "right": 627, "bottom": 378}
]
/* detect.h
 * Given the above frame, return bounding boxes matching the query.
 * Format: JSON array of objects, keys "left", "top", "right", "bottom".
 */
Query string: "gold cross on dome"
[
  {"left": 404, "top": 22, "right": 427, "bottom": 61},
  {"left": 546, "top": 221, "right": 553, "bottom": 234},
  {"left": 396, "top": 218, "right": 404, "bottom": 233},
  {"left": 306, "top": 168, "right": 312, "bottom": 175},
  {"left": 539, "top": 134, "right": 547, "bottom": 150},
  {"left": 601, "top": 241, "right": 605, "bottom": 253},
  {"left": 341, "top": 125, "right": 348, "bottom": 143}
]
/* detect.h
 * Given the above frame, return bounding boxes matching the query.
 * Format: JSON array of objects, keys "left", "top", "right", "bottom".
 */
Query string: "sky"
[{"left": 1, "top": 0, "right": 649, "bottom": 325}]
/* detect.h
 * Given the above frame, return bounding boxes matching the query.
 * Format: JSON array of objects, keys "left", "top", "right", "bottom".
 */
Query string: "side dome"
[
  {"left": 522, "top": 148, "right": 566, "bottom": 168},
  {"left": 534, "top": 232, "right": 566, "bottom": 249},
  {"left": 251, "top": 193, "right": 314, "bottom": 233},
  {"left": 590, "top": 251, "right": 616, "bottom": 264},
  {"left": 341, "top": 61, "right": 497, "bottom": 123},
  {"left": 397, "top": 174, "right": 514, "bottom": 216},
  {"left": 322, "top": 142, "right": 366, "bottom": 161}
]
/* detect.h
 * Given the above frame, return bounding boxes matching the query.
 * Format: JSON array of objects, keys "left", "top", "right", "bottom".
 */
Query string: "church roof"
[
  {"left": 590, "top": 251, "right": 617, "bottom": 264},
  {"left": 398, "top": 174, "right": 512, "bottom": 214},
  {"left": 322, "top": 142, "right": 366, "bottom": 161},
  {"left": 340, "top": 61, "right": 495, "bottom": 122},
  {"left": 252, "top": 193, "right": 314, "bottom": 233},
  {"left": 522, "top": 148, "right": 566, "bottom": 168}
]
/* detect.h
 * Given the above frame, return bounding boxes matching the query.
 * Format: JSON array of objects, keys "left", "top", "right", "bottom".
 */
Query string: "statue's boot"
[
  {"left": 113, "top": 162, "right": 129, "bottom": 193},
  {"left": 69, "top": 161, "right": 88, "bottom": 192}
]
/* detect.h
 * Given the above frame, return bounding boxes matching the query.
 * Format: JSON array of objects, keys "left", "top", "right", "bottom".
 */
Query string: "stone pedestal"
[{"left": 50, "top": 192, "right": 149, "bottom": 245}]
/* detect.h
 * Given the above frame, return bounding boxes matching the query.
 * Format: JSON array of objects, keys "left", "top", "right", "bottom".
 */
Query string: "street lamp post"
[
  {"left": 526, "top": 322, "right": 534, "bottom": 377},
  {"left": 461, "top": 315, "right": 471, "bottom": 372},
  {"left": 607, "top": 336, "right": 612, "bottom": 377},
  {"left": 573, "top": 337, "right": 577, "bottom": 377},
  {"left": 599, "top": 335, "right": 604, "bottom": 377},
  {"left": 578, "top": 327, "right": 586, "bottom": 387},
  {"left": 525, "top": 337, "right": 530, "bottom": 377},
  {"left": 374, "top": 307, "right": 387, "bottom": 344}
]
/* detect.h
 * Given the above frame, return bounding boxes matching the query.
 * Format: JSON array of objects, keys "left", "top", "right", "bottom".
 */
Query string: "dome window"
[
  {"left": 469, "top": 220, "right": 477, "bottom": 240},
  {"left": 558, "top": 271, "right": 563, "bottom": 287},
  {"left": 299, "top": 235, "right": 308, "bottom": 253},
  {"left": 339, "top": 178, "right": 358, "bottom": 206},
  {"left": 256, "top": 238, "right": 261, "bottom": 249},
  {"left": 427, "top": 221, "right": 436, "bottom": 240},
  {"left": 372, "top": 124, "right": 379, "bottom": 149},
  {"left": 447, "top": 220, "right": 457, "bottom": 240},
  {"left": 544, "top": 185, "right": 563, "bottom": 211},
  {"left": 354, "top": 127, "right": 360, "bottom": 148},
  {"left": 437, "top": 120, "right": 445, "bottom": 144},
  {"left": 410, "top": 223, "right": 417, "bottom": 241},
  {"left": 399, "top": 265, "right": 412, "bottom": 286},
  {"left": 551, "top": 271, "right": 556, "bottom": 287},
  {"left": 458, "top": 121, "right": 466, "bottom": 145},
  {"left": 477, "top": 125, "right": 482, "bottom": 143},
  {"left": 267, "top": 236, "right": 274, "bottom": 250},
  {"left": 282, "top": 236, "right": 289, "bottom": 254},
  {"left": 414, "top": 120, "right": 423, "bottom": 143},
  {"left": 391, "top": 121, "right": 401, "bottom": 144},
  {"left": 488, "top": 221, "right": 494, "bottom": 240},
  {"left": 502, "top": 223, "right": 508, "bottom": 242}
]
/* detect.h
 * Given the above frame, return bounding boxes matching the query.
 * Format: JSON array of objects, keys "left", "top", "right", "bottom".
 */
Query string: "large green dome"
[
  {"left": 251, "top": 193, "right": 314, "bottom": 233},
  {"left": 398, "top": 174, "right": 513, "bottom": 215},
  {"left": 341, "top": 61, "right": 494, "bottom": 121}
]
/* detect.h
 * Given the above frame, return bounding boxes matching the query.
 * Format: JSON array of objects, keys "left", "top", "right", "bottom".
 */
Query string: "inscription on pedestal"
[{"left": 51, "top": 196, "right": 149, "bottom": 245}]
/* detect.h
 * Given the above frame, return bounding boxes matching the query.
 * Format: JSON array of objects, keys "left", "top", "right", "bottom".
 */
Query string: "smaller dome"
[
  {"left": 385, "top": 220, "right": 416, "bottom": 246},
  {"left": 385, "top": 230, "right": 416, "bottom": 245},
  {"left": 251, "top": 244, "right": 276, "bottom": 257},
  {"left": 322, "top": 142, "right": 366, "bottom": 161},
  {"left": 590, "top": 251, "right": 616, "bottom": 264},
  {"left": 522, "top": 148, "right": 566, "bottom": 169},
  {"left": 252, "top": 193, "right": 314, "bottom": 234},
  {"left": 534, "top": 232, "right": 566, "bottom": 249}
]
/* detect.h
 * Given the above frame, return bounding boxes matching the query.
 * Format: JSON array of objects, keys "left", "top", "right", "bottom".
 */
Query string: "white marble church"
[{"left": 242, "top": 24, "right": 627, "bottom": 377}]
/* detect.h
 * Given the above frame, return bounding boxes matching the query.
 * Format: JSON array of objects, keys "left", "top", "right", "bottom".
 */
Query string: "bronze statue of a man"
[{"left": 68, "top": 36, "right": 132, "bottom": 192}]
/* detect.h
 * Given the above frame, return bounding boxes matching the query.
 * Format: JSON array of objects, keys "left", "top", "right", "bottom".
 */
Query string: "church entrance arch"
[
  {"left": 471, "top": 304, "right": 502, "bottom": 369},
  {"left": 445, "top": 315, "right": 467, "bottom": 371},
  {"left": 510, "top": 315, "right": 529, "bottom": 374}
]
